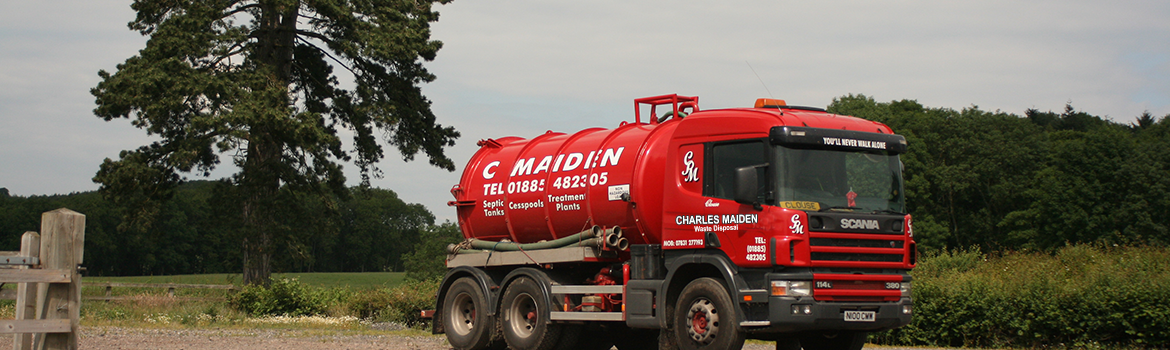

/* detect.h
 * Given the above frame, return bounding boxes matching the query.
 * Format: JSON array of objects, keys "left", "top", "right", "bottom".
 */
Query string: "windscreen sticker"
[
  {"left": 821, "top": 137, "right": 887, "bottom": 150},
  {"left": 779, "top": 201, "right": 820, "bottom": 211}
]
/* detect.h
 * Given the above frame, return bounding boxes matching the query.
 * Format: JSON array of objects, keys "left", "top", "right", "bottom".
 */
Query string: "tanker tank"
[{"left": 449, "top": 121, "right": 677, "bottom": 247}]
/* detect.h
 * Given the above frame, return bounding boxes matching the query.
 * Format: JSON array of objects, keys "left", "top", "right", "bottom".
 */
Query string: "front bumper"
[{"left": 741, "top": 296, "right": 912, "bottom": 333}]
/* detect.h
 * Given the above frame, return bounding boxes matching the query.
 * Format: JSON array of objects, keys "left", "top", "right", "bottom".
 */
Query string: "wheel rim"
[
  {"left": 507, "top": 292, "right": 539, "bottom": 338},
  {"left": 686, "top": 297, "right": 719, "bottom": 344},
  {"left": 449, "top": 292, "right": 477, "bottom": 336}
]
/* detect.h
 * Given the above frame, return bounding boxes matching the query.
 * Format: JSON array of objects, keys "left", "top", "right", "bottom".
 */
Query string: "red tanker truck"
[{"left": 434, "top": 94, "right": 916, "bottom": 350}]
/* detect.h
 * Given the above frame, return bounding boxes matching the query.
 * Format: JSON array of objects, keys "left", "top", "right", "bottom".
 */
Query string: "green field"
[
  {"left": 84, "top": 272, "right": 407, "bottom": 290},
  {"left": 31, "top": 271, "right": 432, "bottom": 330}
]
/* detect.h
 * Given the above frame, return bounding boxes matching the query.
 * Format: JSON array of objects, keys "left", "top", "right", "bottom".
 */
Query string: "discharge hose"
[{"left": 457, "top": 226, "right": 603, "bottom": 252}]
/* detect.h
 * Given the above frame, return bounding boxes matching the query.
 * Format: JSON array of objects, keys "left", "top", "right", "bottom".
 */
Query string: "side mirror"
[{"left": 734, "top": 164, "right": 767, "bottom": 210}]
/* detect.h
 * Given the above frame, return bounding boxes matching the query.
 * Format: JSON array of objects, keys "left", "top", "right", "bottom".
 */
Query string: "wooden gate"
[{"left": 0, "top": 209, "right": 84, "bottom": 350}]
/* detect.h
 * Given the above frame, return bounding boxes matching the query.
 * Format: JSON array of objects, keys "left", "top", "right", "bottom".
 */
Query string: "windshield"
[{"left": 774, "top": 146, "right": 905, "bottom": 213}]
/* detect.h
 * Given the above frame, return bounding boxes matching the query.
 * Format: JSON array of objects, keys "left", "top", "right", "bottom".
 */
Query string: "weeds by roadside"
[{"left": 74, "top": 277, "right": 442, "bottom": 333}]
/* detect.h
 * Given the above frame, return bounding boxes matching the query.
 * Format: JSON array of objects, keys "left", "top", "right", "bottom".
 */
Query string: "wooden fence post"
[
  {"left": 12, "top": 232, "right": 40, "bottom": 350},
  {"left": 33, "top": 209, "right": 84, "bottom": 350}
]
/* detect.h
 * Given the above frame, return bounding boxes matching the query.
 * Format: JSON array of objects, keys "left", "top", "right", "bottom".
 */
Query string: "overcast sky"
[{"left": 2, "top": 0, "right": 1168, "bottom": 223}]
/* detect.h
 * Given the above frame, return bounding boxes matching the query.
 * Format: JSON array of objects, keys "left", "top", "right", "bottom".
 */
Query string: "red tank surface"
[{"left": 449, "top": 94, "right": 901, "bottom": 250}]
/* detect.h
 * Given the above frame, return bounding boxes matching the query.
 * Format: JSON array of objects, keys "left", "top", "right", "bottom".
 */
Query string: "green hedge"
[
  {"left": 347, "top": 278, "right": 441, "bottom": 327},
  {"left": 873, "top": 245, "right": 1170, "bottom": 348},
  {"left": 229, "top": 278, "right": 340, "bottom": 316},
  {"left": 227, "top": 277, "right": 440, "bottom": 328}
]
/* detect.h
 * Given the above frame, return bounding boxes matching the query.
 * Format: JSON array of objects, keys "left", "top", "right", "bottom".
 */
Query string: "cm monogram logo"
[{"left": 681, "top": 151, "right": 699, "bottom": 182}]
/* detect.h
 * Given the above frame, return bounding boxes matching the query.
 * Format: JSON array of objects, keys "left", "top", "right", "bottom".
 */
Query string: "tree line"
[
  {"left": 0, "top": 182, "right": 460, "bottom": 277},
  {"left": 829, "top": 95, "right": 1170, "bottom": 252},
  {"left": 3, "top": 95, "right": 1167, "bottom": 276}
]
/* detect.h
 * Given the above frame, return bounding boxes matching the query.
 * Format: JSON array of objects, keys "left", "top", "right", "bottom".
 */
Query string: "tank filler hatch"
[{"left": 634, "top": 94, "right": 698, "bottom": 125}]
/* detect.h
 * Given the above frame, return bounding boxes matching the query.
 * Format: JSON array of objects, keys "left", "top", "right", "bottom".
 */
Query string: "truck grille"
[
  {"left": 810, "top": 238, "right": 903, "bottom": 249},
  {"left": 810, "top": 252, "right": 903, "bottom": 263},
  {"left": 807, "top": 233, "right": 907, "bottom": 267}
]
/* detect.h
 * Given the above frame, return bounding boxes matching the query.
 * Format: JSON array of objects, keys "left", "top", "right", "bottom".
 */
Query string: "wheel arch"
[
  {"left": 660, "top": 251, "right": 744, "bottom": 329},
  {"left": 500, "top": 267, "right": 559, "bottom": 325},
  {"left": 434, "top": 266, "right": 502, "bottom": 334}
]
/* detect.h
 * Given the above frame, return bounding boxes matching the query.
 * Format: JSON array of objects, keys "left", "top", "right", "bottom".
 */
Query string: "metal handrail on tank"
[{"left": 634, "top": 94, "right": 698, "bottom": 124}]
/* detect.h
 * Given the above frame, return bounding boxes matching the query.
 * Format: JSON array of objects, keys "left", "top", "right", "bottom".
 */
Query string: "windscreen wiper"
[
  {"left": 820, "top": 206, "right": 863, "bottom": 212},
  {"left": 872, "top": 209, "right": 905, "bottom": 215}
]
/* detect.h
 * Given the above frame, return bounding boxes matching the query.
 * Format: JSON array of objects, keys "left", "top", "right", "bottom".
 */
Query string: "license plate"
[{"left": 843, "top": 311, "right": 876, "bottom": 322}]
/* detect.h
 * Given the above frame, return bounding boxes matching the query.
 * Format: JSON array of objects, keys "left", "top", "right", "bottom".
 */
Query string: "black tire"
[
  {"left": 798, "top": 331, "right": 867, "bottom": 350},
  {"left": 443, "top": 277, "right": 497, "bottom": 350},
  {"left": 673, "top": 277, "right": 746, "bottom": 350},
  {"left": 501, "top": 276, "right": 563, "bottom": 350}
]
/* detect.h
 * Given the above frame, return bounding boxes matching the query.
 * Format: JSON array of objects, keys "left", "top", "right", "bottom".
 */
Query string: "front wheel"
[
  {"left": 501, "top": 276, "right": 563, "bottom": 350},
  {"left": 798, "top": 331, "right": 867, "bottom": 350},
  {"left": 674, "top": 277, "right": 745, "bottom": 350}
]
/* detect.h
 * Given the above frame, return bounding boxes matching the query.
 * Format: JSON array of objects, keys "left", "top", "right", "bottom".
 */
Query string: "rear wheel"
[
  {"left": 673, "top": 277, "right": 745, "bottom": 350},
  {"left": 502, "top": 277, "right": 563, "bottom": 350},
  {"left": 443, "top": 277, "right": 497, "bottom": 350},
  {"left": 798, "top": 331, "right": 867, "bottom": 350}
]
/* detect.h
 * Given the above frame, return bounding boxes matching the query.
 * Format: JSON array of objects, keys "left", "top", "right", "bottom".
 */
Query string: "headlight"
[
  {"left": 901, "top": 281, "right": 911, "bottom": 297},
  {"left": 771, "top": 281, "right": 811, "bottom": 296}
]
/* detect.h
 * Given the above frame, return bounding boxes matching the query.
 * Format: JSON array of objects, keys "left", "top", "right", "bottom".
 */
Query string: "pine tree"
[{"left": 91, "top": 0, "right": 459, "bottom": 285}]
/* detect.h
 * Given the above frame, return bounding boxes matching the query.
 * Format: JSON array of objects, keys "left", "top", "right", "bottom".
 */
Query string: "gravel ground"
[
  {"left": 76, "top": 327, "right": 922, "bottom": 350},
  {"left": 79, "top": 327, "right": 451, "bottom": 350}
]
